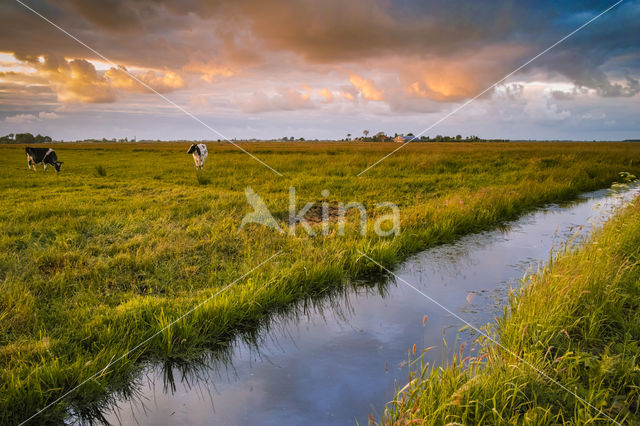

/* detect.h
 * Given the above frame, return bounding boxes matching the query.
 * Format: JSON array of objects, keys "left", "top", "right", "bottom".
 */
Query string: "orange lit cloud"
[
  {"left": 0, "top": 70, "right": 48, "bottom": 85},
  {"left": 395, "top": 45, "right": 529, "bottom": 102},
  {"left": 339, "top": 89, "right": 355, "bottom": 101},
  {"left": 105, "top": 66, "right": 185, "bottom": 93},
  {"left": 5, "top": 54, "right": 186, "bottom": 103},
  {"left": 182, "top": 60, "right": 236, "bottom": 83},
  {"left": 37, "top": 56, "right": 115, "bottom": 103},
  {"left": 349, "top": 74, "right": 384, "bottom": 101},
  {"left": 318, "top": 87, "right": 334, "bottom": 102}
]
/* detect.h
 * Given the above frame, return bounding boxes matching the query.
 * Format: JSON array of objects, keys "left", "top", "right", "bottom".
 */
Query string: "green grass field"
[
  {"left": 1, "top": 141, "right": 640, "bottom": 423},
  {"left": 384, "top": 185, "right": 640, "bottom": 425}
]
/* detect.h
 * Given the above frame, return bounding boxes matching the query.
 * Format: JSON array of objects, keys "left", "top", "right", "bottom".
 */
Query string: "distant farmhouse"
[{"left": 393, "top": 134, "right": 417, "bottom": 143}]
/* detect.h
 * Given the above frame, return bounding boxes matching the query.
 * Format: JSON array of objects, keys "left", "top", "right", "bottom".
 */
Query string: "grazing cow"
[
  {"left": 25, "top": 147, "right": 63, "bottom": 172},
  {"left": 187, "top": 143, "right": 208, "bottom": 169}
]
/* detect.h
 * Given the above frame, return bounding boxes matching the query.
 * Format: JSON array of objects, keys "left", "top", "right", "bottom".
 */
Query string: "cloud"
[
  {"left": 581, "top": 111, "right": 606, "bottom": 120},
  {"left": 189, "top": 94, "right": 210, "bottom": 109},
  {"left": 338, "top": 86, "right": 357, "bottom": 101},
  {"left": 547, "top": 51, "right": 640, "bottom": 98},
  {"left": 8, "top": 55, "right": 186, "bottom": 103},
  {"left": 595, "top": 75, "right": 640, "bottom": 98},
  {"left": 318, "top": 87, "right": 333, "bottom": 103},
  {"left": 4, "top": 111, "right": 60, "bottom": 123},
  {"left": 550, "top": 90, "right": 576, "bottom": 101},
  {"left": 17, "top": 55, "right": 116, "bottom": 103},
  {"left": 394, "top": 44, "right": 529, "bottom": 103},
  {"left": 104, "top": 66, "right": 185, "bottom": 93},
  {"left": 349, "top": 74, "right": 384, "bottom": 101},
  {"left": 239, "top": 88, "right": 314, "bottom": 112},
  {"left": 5, "top": 113, "right": 36, "bottom": 123},
  {"left": 0, "top": 70, "right": 48, "bottom": 85},
  {"left": 183, "top": 60, "right": 236, "bottom": 82},
  {"left": 39, "top": 111, "right": 60, "bottom": 119},
  {"left": 488, "top": 81, "right": 575, "bottom": 125}
]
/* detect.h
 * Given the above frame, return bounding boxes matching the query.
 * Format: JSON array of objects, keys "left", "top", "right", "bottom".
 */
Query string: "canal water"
[{"left": 101, "top": 187, "right": 638, "bottom": 425}]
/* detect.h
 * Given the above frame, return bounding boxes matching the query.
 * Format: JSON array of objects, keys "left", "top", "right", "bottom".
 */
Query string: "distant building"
[{"left": 393, "top": 135, "right": 406, "bottom": 143}]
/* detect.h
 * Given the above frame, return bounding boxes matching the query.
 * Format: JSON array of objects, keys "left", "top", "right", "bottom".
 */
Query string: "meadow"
[
  {"left": 1, "top": 141, "right": 640, "bottom": 423},
  {"left": 384, "top": 184, "right": 640, "bottom": 425}
]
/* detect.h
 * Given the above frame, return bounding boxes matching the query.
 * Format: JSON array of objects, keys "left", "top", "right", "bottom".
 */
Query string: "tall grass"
[
  {"left": 1, "top": 141, "right": 640, "bottom": 423},
  {"left": 195, "top": 171, "right": 211, "bottom": 185},
  {"left": 383, "top": 191, "right": 640, "bottom": 424},
  {"left": 94, "top": 164, "right": 107, "bottom": 177}
]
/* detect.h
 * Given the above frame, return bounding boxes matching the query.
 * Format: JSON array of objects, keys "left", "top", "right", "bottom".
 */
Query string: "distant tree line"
[
  {"left": 343, "top": 130, "right": 509, "bottom": 142},
  {"left": 0, "top": 132, "right": 515, "bottom": 144},
  {"left": 0, "top": 133, "right": 53, "bottom": 144}
]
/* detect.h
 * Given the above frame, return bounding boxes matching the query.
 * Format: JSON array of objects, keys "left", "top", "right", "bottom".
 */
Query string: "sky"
[{"left": 0, "top": 0, "right": 638, "bottom": 141}]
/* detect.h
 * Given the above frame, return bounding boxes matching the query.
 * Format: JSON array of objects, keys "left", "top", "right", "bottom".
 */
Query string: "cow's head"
[
  {"left": 187, "top": 144, "right": 199, "bottom": 154},
  {"left": 54, "top": 162, "right": 63, "bottom": 172}
]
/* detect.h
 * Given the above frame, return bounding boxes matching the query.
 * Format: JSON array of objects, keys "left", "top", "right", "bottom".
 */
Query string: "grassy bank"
[
  {"left": 1, "top": 142, "right": 640, "bottom": 423},
  {"left": 383, "top": 188, "right": 640, "bottom": 424}
]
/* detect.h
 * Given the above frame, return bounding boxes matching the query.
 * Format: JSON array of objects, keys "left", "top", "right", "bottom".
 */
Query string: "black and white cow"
[
  {"left": 187, "top": 143, "right": 208, "bottom": 169},
  {"left": 26, "top": 147, "right": 63, "bottom": 172}
]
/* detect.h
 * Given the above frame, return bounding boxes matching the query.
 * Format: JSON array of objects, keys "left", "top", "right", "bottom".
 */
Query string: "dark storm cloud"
[
  {"left": 530, "top": 1, "right": 640, "bottom": 98},
  {"left": 3, "top": 1, "right": 638, "bottom": 64}
]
